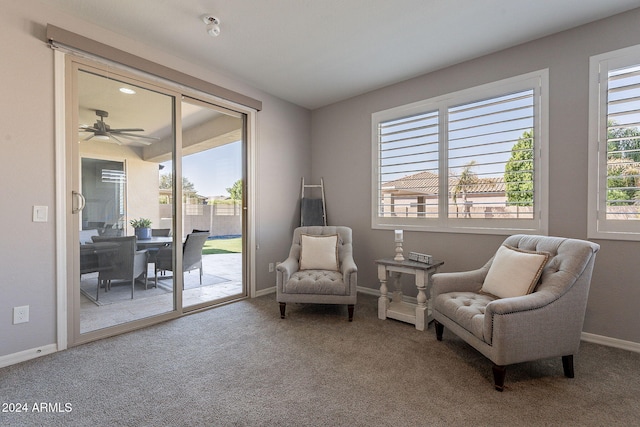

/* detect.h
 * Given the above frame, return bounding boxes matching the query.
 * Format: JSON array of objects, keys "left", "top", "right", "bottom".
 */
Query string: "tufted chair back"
[
  {"left": 288, "top": 226, "right": 353, "bottom": 267},
  {"left": 492, "top": 234, "right": 600, "bottom": 301}
]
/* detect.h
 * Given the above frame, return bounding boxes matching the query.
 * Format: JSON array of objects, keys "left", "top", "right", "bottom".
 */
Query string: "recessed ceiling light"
[{"left": 119, "top": 87, "right": 136, "bottom": 94}]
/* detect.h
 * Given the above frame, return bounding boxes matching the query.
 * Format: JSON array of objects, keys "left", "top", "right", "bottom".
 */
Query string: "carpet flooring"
[{"left": 1, "top": 293, "right": 639, "bottom": 426}]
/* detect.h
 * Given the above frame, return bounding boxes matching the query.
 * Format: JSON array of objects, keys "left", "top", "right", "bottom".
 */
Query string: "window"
[
  {"left": 589, "top": 45, "right": 640, "bottom": 240},
  {"left": 372, "top": 70, "right": 548, "bottom": 234}
]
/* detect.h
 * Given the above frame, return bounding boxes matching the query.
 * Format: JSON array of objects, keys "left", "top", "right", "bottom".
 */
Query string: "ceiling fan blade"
[
  {"left": 109, "top": 128, "right": 146, "bottom": 132},
  {"left": 82, "top": 134, "right": 95, "bottom": 141},
  {"left": 79, "top": 126, "right": 99, "bottom": 132},
  {"left": 116, "top": 132, "right": 160, "bottom": 141},
  {"left": 109, "top": 134, "right": 124, "bottom": 145}
]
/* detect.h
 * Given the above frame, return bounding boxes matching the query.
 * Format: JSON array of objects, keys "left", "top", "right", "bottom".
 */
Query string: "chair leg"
[
  {"left": 492, "top": 364, "right": 506, "bottom": 391},
  {"left": 131, "top": 280, "right": 134, "bottom": 299},
  {"left": 348, "top": 304, "right": 354, "bottom": 322},
  {"left": 279, "top": 303, "right": 286, "bottom": 319},
  {"left": 435, "top": 320, "right": 444, "bottom": 341},
  {"left": 562, "top": 355, "right": 575, "bottom": 378}
]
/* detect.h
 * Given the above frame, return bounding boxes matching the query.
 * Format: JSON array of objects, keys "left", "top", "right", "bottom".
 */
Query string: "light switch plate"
[{"left": 33, "top": 206, "right": 48, "bottom": 222}]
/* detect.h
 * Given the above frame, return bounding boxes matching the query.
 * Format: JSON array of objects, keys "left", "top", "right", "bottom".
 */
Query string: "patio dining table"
[{"left": 135, "top": 236, "right": 174, "bottom": 249}]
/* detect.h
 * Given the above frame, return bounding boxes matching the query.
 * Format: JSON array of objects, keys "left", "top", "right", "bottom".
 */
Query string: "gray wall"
[
  {"left": 311, "top": 8, "right": 640, "bottom": 344},
  {"left": 0, "top": 1, "right": 310, "bottom": 358}
]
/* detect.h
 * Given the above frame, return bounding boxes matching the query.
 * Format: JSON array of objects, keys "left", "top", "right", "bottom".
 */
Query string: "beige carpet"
[{"left": 1, "top": 293, "right": 639, "bottom": 426}]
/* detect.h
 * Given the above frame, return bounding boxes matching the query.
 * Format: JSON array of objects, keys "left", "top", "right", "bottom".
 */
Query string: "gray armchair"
[
  {"left": 91, "top": 235, "right": 148, "bottom": 300},
  {"left": 431, "top": 234, "right": 600, "bottom": 391},
  {"left": 277, "top": 226, "right": 357, "bottom": 321}
]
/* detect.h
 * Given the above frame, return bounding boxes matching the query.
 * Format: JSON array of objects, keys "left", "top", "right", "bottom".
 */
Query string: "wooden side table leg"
[
  {"left": 377, "top": 264, "right": 389, "bottom": 320},
  {"left": 425, "top": 268, "right": 437, "bottom": 325},
  {"left": 415, "top": 269, "right": 427, "bottom": 331},
  {"left": 391, "top": 271, "right": 403, "bottom": 306}
]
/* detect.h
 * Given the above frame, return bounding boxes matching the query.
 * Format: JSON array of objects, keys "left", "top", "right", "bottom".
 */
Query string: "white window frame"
[
  {"left": 589, "top": 44, "right": 640, "bottom": 241},
  {"left": 371, "top": 70, "right": 549, "bottom": 235}
]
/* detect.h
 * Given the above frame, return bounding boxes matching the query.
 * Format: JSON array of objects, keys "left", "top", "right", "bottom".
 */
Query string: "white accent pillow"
[
  {"left": 481, "top": 245, "right": 549, "bottom": 299},
  {"left": 299, "top": 234, "right": 339, "bottom": 271}
]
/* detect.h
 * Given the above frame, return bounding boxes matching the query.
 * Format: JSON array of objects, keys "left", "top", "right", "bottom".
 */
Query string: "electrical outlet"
[
  {"left": 13, "top": 305, "right": 29, "bottom": 324},
  {"left": 268, "top": 262, "right": 274, "bottom": 272}
]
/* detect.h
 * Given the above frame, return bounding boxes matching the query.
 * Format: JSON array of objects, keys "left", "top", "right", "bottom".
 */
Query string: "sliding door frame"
[{"left": 55, "top": 50, "right": 257, "bottom": 349}]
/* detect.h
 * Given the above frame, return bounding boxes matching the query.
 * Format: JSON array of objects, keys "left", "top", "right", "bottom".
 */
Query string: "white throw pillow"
[
  {"left": 481, "top": 245, "right": 549, "bottom": 299},
  {"left": 299, "top": 234, "right": 339, "bottom": 271}
]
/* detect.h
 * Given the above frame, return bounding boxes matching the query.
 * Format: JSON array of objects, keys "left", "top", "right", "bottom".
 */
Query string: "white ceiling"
[{"left": 44, "top": 0, "right": 640, "bottom": 110}]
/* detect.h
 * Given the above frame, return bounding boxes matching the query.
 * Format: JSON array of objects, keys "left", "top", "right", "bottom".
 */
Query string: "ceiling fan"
[{"left": 79, "top": 109, "right": 159, "bottom": 145}]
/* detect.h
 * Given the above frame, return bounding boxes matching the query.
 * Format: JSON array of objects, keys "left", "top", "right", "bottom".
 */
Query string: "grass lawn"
[{"left": 202, "top": 237, "right": 242, "bottom": 255}]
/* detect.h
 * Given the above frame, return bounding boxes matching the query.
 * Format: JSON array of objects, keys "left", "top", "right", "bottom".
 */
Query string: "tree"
[
  {"left": 606, "top": 120, "right": 640, "bottom": 206},
  {"left": 451, "top": 161, "right": 478, "bottom": 217},
  {"left": 608, "top": 119, "right": 640, "bottom": 162},
  {"left": 159, "top": 174, "right": 197, "bottom": 195},
  {"left": 505, "top": 130, "right": 534, "bottom": 207},
  {"left": 226, "top": 179, "right": 243, "bottom": 200}
]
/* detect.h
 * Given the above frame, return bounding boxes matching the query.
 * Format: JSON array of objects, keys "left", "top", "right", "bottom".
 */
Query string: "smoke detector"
[{"left": 201, "top": 15, "right": 221, "bottom": 37}]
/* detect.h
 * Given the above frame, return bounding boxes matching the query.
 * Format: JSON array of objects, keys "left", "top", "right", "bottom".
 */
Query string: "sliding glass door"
[
  {"left": 73, "top": 64, "right": 176, "bottom": 337},
  {"left": 68, "top": 57, "right": 248, "bottom": 345},
  {"left": 179, "top": 98, "right": 246, "bottom": 309}
]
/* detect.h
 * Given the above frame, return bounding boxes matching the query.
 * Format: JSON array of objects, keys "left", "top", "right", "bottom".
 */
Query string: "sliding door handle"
[{"left": 72, "top": 191, "right": 86, "bottom": 214}]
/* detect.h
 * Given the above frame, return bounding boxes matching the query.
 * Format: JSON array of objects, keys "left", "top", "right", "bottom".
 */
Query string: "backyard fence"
[{"left": 159, "top": 202, "right": 242, "bottom": 238}]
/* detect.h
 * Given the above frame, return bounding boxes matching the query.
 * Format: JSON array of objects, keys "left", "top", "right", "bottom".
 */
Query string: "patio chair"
[
  {"left": 91, "top": 235, "right": 149, "bottom": 300},
  {"left": 152, "top": 228, "right": 172, "bottom": 237},
  {"left": 155, "top": 231, "right": 209, "bottom": 288}
]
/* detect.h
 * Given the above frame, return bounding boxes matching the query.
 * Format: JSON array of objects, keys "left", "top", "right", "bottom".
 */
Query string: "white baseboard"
[
  {"left": 255, "top": 286, "right": 275, "bottom": 297},
  {"left": 0, "top": 344, "right": 58, "bottom": 369},
  {"left": 581, "top": 332, "right": 640, "bottom": 353}
]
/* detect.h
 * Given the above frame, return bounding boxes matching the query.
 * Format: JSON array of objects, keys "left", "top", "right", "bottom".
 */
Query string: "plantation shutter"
[
  {"left": 377, "top": 111, "right": 440, "bottom": 218},
  {"left": 447, "top": 90, "right": 535, "bottom": 219},
  {"left": 605, "top": 64, "right": 640, "bottom": 220}
]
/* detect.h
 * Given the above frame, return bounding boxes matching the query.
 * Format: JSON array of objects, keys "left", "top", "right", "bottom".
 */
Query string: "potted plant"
[{"left": 130, "top": 217, "right": 152, "bottom": 240}]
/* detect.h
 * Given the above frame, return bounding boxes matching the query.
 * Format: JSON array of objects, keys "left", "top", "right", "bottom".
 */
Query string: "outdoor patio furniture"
[
  {"left": 152, "top": 228, "right": 171, "bottom": 237},
  {"left": 91, "top": 235, "right": 149, "bottom": 300},
  {"left": 155, "top": 231, "right": 209, "bottom": 288}
]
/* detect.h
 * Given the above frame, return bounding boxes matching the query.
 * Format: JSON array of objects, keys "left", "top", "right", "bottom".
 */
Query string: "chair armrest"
[
  {"left": 276, "top": 257, "right": 299, "bottom": 288},
  {"left": 134, "top": 249, "right": 148, "bottom": 273},
  {"left": 340, "top": 256, "right": 358, "bottom": 294},
  {"left": 486, "top": 289, "right": 557, "bottom": 316},
  {"left": 482, "top": 289, "right": 584, "bottom": 359},
  {"left": 431, "top": 267, "right": 487, "bottom": 298},
  {"left": 340, "top": 256, "right": 357, "bottom": 276}
]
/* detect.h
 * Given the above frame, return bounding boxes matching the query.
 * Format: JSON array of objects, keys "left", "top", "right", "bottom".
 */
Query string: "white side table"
[{"left": 375, "top": 258, "right": 444, "bottom": 331}]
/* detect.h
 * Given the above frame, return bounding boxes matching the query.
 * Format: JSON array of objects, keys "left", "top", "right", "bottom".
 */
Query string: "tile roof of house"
[{"left": 381, "top": 171, "right": 505, "bottom": 196}]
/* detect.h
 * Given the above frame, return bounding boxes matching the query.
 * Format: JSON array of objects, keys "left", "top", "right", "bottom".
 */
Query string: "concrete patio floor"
[{"left": 80, "top": 253, "right": 244, "bottom": 333}]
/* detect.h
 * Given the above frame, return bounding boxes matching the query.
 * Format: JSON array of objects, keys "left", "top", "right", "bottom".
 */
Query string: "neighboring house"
[{"left": 380, "top": 171, "right": 508, "bottom": 218}]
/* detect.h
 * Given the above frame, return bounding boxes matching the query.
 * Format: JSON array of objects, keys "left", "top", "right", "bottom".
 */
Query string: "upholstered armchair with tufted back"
[
  {"left": 276, "top": 226, "right": 357, "bottom": 321},
  {"left": 431, "top": 234, "right": 600, "bottom": 391}
]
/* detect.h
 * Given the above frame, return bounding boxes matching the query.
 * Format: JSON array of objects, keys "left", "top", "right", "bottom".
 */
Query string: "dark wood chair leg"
[
  {"left": 279, "top": 302, "right": 286, "bottom": 319},
  {"left": 435, "top": 320, "right": 444, "bottom": 341},
  {"left": 492, "top": 364, "right": 506, "bottom": 391},
  {"left": 347, "top": 304, "right": 354, "bottom": 322},
  {"left": 562, "top": 355, "right": 574, "bottom": 378}
]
